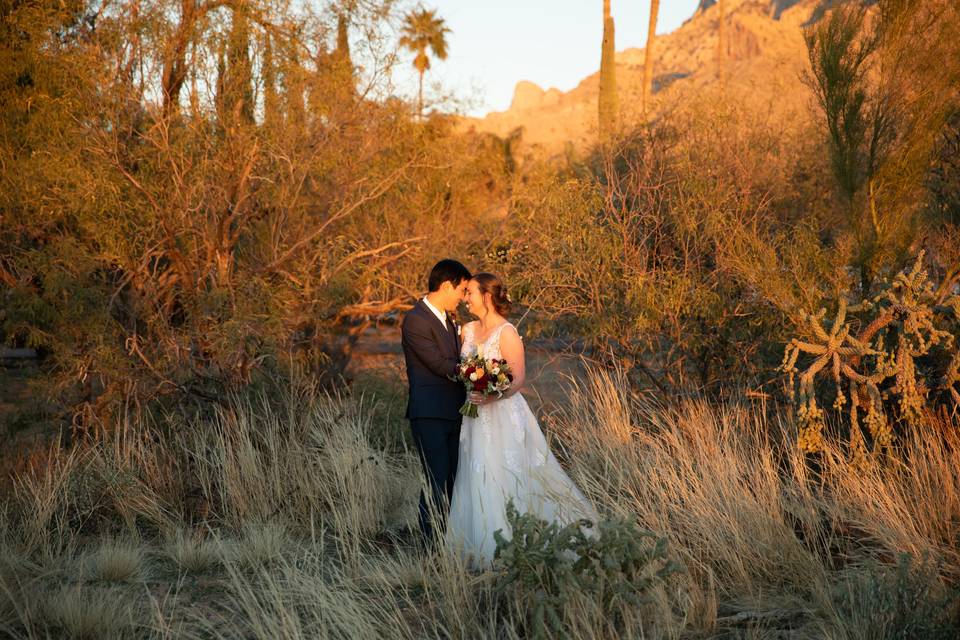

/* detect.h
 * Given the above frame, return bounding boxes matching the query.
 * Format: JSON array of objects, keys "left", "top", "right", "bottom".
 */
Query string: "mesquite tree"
[{"left": 0, "top": 0, "right": 507, "bottom": 427}]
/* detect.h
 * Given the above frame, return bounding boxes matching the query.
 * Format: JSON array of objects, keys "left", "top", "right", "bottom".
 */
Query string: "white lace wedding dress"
[{"left": 445, "top": 321, "right": 598, "bottom": 567}]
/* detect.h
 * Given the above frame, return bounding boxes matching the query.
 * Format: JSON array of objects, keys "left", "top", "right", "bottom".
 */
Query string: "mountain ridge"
[{"left": 460, "top": 0, "right": 824, "bottom": 154}]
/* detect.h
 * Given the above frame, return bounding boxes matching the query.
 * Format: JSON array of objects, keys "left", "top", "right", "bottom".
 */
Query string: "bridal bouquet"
[{"left": 452, "top": 348, "right": 514, "bottom": 418}]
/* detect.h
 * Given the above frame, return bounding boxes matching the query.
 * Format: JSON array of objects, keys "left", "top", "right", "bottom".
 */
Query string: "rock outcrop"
[{"left": 461, "top": 0, "right": 827, "bottom": 155}]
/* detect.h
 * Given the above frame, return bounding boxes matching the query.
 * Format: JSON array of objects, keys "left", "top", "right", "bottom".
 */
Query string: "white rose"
[
  {"left": 469, "top": 372, "right": 479, "bottom": 381},
  {"left": 491, "top": 367, "right": 500, "bottom": 375}
]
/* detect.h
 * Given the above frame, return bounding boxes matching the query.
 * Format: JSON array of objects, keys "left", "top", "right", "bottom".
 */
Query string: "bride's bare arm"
[{"left": 499, "top": 325, "right": 526, "bottom": 397}]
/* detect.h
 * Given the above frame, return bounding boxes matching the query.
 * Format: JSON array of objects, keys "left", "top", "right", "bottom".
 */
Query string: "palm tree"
[
  {"left": 642, "top": 0, "right": 660, "bottom": 119},
  {"left": 399, "top": 8, "right": 450, "bottom": 120}
]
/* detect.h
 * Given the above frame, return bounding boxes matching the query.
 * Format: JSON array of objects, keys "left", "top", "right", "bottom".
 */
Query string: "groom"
[{"left": 401, "top": 259, "right": 472, "bottom": 547}]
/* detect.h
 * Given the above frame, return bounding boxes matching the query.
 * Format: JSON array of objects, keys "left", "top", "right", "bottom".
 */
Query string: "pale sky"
[{"left": 402, "top": 1, "right": 702, "bottom": 117}]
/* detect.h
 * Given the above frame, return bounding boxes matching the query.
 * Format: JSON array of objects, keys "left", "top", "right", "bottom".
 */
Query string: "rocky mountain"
[{"left": 461, "top": 0, "right": 826, "bottom": 154}]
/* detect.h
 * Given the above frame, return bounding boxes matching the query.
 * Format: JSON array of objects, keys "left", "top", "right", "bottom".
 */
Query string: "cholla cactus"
[
  {"left": 947, "top": 351, "right": 960, "bottom": 408},
  {"left": 781, "top": 253, "right": 959, "bottom": 459}
]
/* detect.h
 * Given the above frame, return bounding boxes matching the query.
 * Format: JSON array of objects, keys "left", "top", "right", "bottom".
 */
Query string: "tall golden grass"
[{"left": 0, "top": 370, "right": 957, "bottom": 638}]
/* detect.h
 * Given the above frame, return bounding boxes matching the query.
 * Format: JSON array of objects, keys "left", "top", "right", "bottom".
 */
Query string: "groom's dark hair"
[{"left": 428, "top": 259, "right": 471, "bottom": 292}]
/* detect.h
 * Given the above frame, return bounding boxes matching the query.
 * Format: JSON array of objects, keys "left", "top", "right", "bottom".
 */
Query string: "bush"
[
  {"left": 830, "top": 554, "right": 960, "bottom": 640},
  {"left": 493, "top": 500, "right": 681, "bottom": 638},
  {"left": 500, "top": 104, "right": 843, "bottom": 400}
]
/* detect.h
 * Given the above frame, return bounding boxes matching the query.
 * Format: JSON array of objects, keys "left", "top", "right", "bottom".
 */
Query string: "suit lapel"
[
  {"left": 417, "top": 300, "right": 447, "bottom": 335},
  {"left": 416, "top": 300, "right": 455, "bottom": 356},
  {"left": 447, "top": 316, "right": 461, "bottom": 353}
]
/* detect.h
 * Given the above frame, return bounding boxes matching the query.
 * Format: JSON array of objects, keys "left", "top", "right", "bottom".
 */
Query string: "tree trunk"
[
  {"left": 263, "top": 35, "right": 280, "bottom": 128},
  {"left": 418, "top": 69, "right": 424, "bottom": 120},
  {"left": 161, "top": 0, "right": 229, "bottom": 118},
  {"left": 161, "top": 0, "right": 196, "bottom": 117},
  {"left": 224, "top": 2, "right": 255, "bottom": 126},
  {"left": 599, "top": 0, "right": 618, "bottom": 140},
  {"left": 642, "top": 0, "right": 660, "bottom": 119},
  {"left": 334, "top": 12, "right": 355, "bottom": 101},
  {"left": 336, "top": 13, "right": 352, "bottom": 72},
  {"left": 717, "top": 0, "right": 726, "bottom": 87},
  {"left": 284, "top": 39, "right": 307, "bottom": 131}
]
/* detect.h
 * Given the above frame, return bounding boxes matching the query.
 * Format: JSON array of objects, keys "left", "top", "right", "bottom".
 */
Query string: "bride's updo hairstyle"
[{"left": 473, "top": 273, "right": 512, "bottom": 316}]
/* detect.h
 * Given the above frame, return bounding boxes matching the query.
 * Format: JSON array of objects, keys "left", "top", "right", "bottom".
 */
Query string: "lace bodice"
[{"left": 460, "top": 321, "right": 514, "bottom": 360}]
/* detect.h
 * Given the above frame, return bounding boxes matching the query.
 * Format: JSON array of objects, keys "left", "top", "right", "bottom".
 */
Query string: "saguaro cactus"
[
  {"left": 599, "top": 0, "right": 618, "bottom": 140},
  {"left": 642, "top": 0, "right": 660, "bottom": 118}
]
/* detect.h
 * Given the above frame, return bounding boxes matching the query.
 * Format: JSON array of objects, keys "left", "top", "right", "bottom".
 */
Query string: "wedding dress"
[{"left": 445, "top": 321, "right": 598, "bottom": 567}]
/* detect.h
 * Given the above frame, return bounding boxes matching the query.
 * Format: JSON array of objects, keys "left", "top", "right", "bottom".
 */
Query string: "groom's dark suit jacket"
[{"left": 401, "top": 299, "right": 465, "bottom": 420}]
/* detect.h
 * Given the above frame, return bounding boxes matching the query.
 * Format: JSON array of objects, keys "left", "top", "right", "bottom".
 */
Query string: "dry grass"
[
  {"left": 231, "top": 521, "right": 291, "bottom": 569},
  {"left": 79, "top": 540, "right": 146, "bottom": 583},
  {"left": 0, "top": 373, "right": 956, "bottom": 638},
  {"left": 162, "top": 529, "right": 223, "bottom": 575},
  {"left": 42, "top": 584, "right": 136, "bottom": 639},
  {"left": 553, "top": 368, "right": 960, "bottom": 637}
]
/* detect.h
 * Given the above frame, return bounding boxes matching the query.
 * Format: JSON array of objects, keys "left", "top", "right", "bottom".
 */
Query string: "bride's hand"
[{"left": 468, "top": 391, "right": 493, "bottom": 405}]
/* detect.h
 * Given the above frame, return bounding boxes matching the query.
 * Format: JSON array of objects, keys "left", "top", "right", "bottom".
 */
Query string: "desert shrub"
[
  {"left": 500, "top": 109, "right": 838, "bottom": 399},
  {"left": 927, "top": 109, "right": 960, "bottom": 245},
  {"left": 804, "top": 0, "right": 960, "bottom": 293},
  {"left": 830, "top": 554, "right": 960, "bottom": 640},
  {"left": 480, "top": 0, "right": 960, "bottom": 406},
  {"left": 493, "top": 500, "right": 681, "bottom": 638}
]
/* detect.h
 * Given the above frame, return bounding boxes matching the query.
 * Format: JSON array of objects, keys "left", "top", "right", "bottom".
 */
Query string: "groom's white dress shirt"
[{"left": 422, "top": 296, "right": 448, "bottom": 330}]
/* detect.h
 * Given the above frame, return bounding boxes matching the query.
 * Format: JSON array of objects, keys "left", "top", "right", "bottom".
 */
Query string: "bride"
[{"left": 445, "top": 272, "right": 597, "bottom": 567}]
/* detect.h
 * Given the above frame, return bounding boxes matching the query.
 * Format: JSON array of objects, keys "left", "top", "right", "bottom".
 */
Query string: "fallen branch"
[{"left": 335, "top": 297, "right": 413, "bottom": 321}]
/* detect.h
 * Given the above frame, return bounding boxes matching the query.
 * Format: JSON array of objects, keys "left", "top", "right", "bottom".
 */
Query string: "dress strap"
[{"left": 490, "top": 322, "right": 513, "bottom": 344}]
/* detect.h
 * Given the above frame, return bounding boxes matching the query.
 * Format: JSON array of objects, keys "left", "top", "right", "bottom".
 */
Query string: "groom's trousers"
[{"left": 410, "top": 417, "right": 461, "bottom": 545}]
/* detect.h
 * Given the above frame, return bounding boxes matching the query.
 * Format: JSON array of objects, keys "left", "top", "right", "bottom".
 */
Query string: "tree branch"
[{"left": 262, "top": 162, "right": 414, "bottom": 273}]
